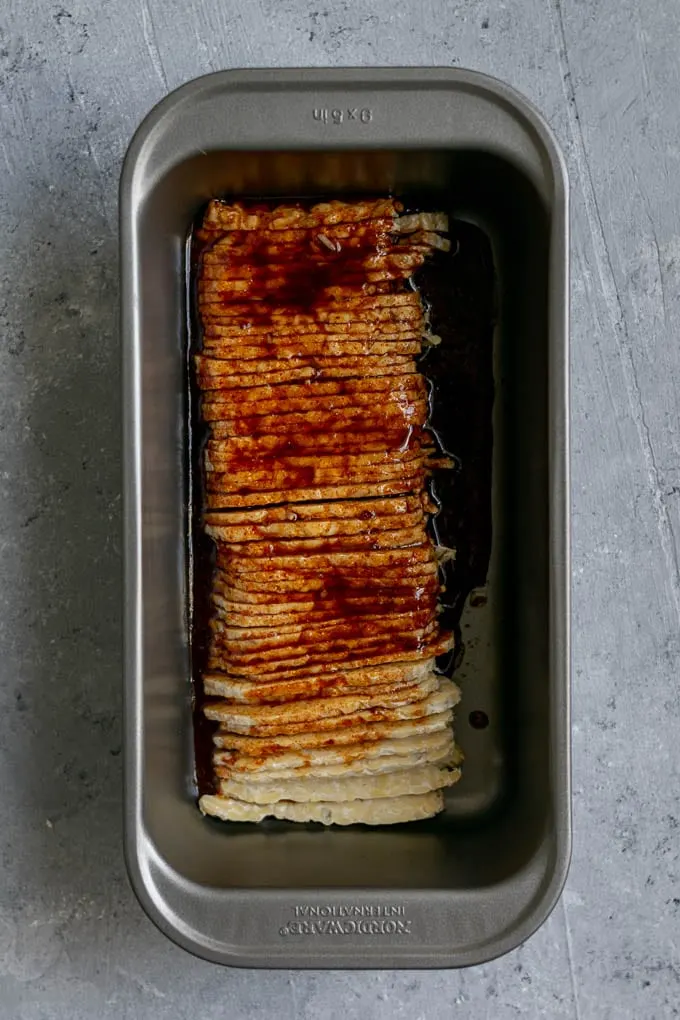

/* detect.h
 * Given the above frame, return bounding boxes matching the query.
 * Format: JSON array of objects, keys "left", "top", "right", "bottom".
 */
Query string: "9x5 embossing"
[{"left": 313, "top": 107, "right": 373, "bottom": 124}]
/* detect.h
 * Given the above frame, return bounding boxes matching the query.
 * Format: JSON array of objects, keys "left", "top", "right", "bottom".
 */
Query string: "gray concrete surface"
[{"left": 0, "top": 0, "right": 678, "bottom": 1016}]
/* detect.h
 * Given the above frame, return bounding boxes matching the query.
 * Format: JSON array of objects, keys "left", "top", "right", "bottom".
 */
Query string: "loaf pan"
[{"left": 121, "top": 68, "right": 570, "bottom": 968}]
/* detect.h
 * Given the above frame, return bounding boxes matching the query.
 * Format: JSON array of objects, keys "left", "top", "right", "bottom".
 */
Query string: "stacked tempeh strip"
[{"left": 195, "top": 198, "right": 462, "bottom": 825}]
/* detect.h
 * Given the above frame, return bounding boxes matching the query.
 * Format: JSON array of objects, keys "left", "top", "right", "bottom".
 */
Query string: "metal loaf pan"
[{"left": 121, "top": 68, "right": 570, "bottom": 968}]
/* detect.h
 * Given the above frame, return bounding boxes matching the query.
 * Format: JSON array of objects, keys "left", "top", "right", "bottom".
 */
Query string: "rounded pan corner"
[
  {"left": 121, "top": 832, "right": 278, "bottom": 969},
  {"left": 123, "top": 823, "right": 170, "bottom": 947},
  {"left": 480, "top": 832, "right": 573, "bottom": 968},
  {"left": 122, "top": 827, "right": 227, "bottom": 968},
  {"left": 462, "top": 67, "right": 569, "bottom": 202},
  {"left": 119, "top": 72, "right": 213, "bottom": 204}
]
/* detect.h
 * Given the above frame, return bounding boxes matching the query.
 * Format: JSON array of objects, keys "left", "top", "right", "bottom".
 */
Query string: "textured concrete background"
[{"left": 0, "top": 0, "right": 678, "bottom": 1017}]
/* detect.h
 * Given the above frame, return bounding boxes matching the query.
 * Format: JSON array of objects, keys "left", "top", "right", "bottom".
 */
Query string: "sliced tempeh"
[
  {"left": 194, "top": 197, "right": 456, "bottom": 827},
  {"left": 395, "top": 212, "right": 449, "bottom": 233},
  {"left": 197, "top": 369, "right": 426, "bottom": 395},
  {"left": 206, "top": 466, "right": 425, "bottom": 494},
  {"left": 211, "top": 623, "right": 440, "bottom": 667},
  {"left": 200, "top": 363, "right": 419, "bottom": 394},
  {"left": 212, "top": 599, "right": 439, "bottom": 630},
  {"left": 200, "top": 197, "right": 402, "bottom": 232},
  {"left": 214, "top": 709, "right": 456, "bottom": 753},
  {"left": 204, "top": 404, "right": 427, "bottom": 434},
  {"left": 215, "top": 743, "right": 456, "bottom": 781},
  {"left": 204, "top": 428, "right": 424, "bottom": 451},
  {"left": 198, "top": 791, "right": 444, "bottom": 825},
  {"left": 205, "top": 681, "right": 460, "bottom": 736},
  {"left": 207, "top": 636, "right": 454, "bottom": 681},
  {"left": 204, "top": 665, "right": 441, "bottom": 704},
  {"left": 201, "top": 369, "right": 420, "bottom": 399},
  {"left": 211, "top": 609, "right": 436, "bottom": 644},
  {"left": 217, "top": 764, "right": 460, "bottom": 804},
  {"left": 218, "top": 544, "right": 435, "bottom": 570},
  {"left": 201, "top": 218, "right": 395, "bottom": 251},
  {"left": 202, "top": 318, "right": 422, "bottom": 337},
  {"left": 206, "top": 660, "right": 436, "bottom": 699},
  {"left": 204, "top": 480, "right": 426, "bottom": 508},
  {"left": 204, "top": 674, "right": 439, "bottom": 728},
  {"left": 209, "top": 529, "right": 426, "bottom": 558},
  {"left": 203, "top": 494, "right": 423, "bottom": 524},
  {"left": 204, "top": 509, "right": 424, "bottom": 542},
  {"left": 212, "top": 628, "right": 440, "bottom": 666},
  {"left": 200, "top": 341, "right": 422, "bottom": 362},
  {"left": 198, "top": 259, "right": 427, "bottom": 291}
]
